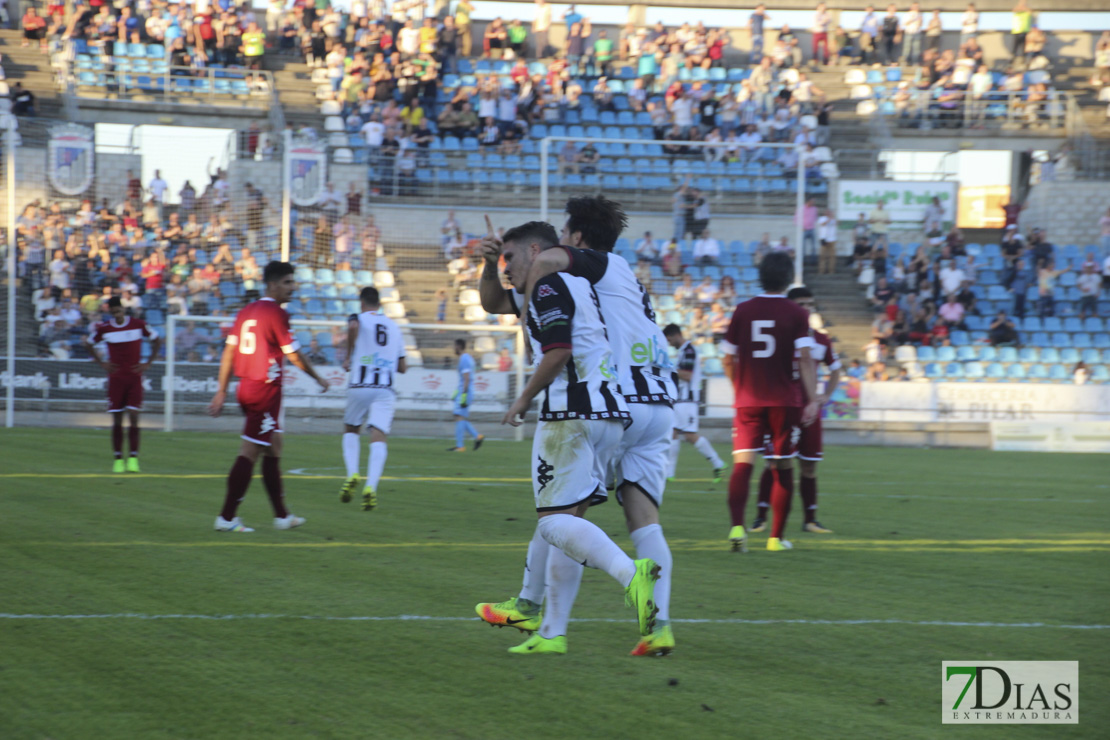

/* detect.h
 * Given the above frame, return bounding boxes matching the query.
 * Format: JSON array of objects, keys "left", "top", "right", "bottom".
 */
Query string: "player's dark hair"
[
  {"left": 662, "top": 323, "right": 683, "bottom": 338},
  {"left": 501, "top": 221, "right": 558, "bottom": 249},
  {"left": 360, "top": 286, "right": 380, "bottom": 306},
  {"left": 106, "top": 296, "right": 122, "bottom": 309},
  {"left": 759, "top": 252, "right": 794, "bottom": 293},
  {"left": 563, "top": 195, "right": 628, "bottom": 252},
  {"left": 454, "top": 338, "right": 467, "bottom": 350},
  {"left": 786, "top": 286, "right": 813, "bottom": 300},
  {"left": 262, "top": 261, "right": 295, "bottom": 284}
]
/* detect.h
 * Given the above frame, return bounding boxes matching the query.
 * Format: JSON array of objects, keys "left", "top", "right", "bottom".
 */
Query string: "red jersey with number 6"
[
  {"left": 721, "top": 294, "right": 814, "bottom": 408},
  {"left": 226, "top": 297, "right": 300, "bottom": 383}
]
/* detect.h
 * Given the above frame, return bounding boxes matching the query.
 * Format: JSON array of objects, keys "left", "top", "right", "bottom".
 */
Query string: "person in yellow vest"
[
  {"left": 1010, "top": 1, "right": 1032, "bottom": 60},
  {"left": 241, "top": 21, "right": 266, "bottom": 69},
  {"left": 456, "top": 0, "right": 474, "bottom": 57}
]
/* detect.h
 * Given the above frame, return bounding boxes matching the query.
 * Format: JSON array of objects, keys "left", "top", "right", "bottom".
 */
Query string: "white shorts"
[
  {"left": 532, "top": 418, "right": 623, "bottom": 512},
  {"left": 672, "top": 401, "right": 699, "bottom": 434},
  {"left": 613, "top": 403, "right": 674, "bottom": 508},
  {"left": 343, "top": 387, "right": 397, "bottom": 434}
]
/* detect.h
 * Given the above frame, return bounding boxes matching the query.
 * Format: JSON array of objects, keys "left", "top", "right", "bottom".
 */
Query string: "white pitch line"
[{"left": 0, "top": 613, "right": 1105, "bottom": 629}]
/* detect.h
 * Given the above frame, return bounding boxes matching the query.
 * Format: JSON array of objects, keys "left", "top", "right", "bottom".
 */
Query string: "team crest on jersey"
[
  {"left": 536, "top": 456, "right": 554, "bottom": 491},
  {"left": 536, "top": 284, "right": 558, "bottom": 299}
]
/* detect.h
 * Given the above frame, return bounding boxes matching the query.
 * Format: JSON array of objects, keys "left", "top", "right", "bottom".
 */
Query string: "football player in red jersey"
[
  {"left": 751, "top": 287, "right": 842, "bottom": 535},
  {"left": 207, "top": 261, "right": 329, "bottom": 533},
  {"left": 87, "top": 296, "right": 162, "bottom": 473},
  {"left": 720, "top": 252, "right": 819, "bottom": 552}
]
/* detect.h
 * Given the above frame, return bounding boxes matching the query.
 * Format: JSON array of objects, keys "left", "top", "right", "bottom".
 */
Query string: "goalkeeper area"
[{"left": 1, "top": 427, "right": 1107, "bottom": 739}]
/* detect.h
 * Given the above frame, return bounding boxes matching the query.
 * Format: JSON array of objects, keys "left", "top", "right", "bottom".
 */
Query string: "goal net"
[{"left": 163, "top": 313, "right": 525, "bottom": 439}]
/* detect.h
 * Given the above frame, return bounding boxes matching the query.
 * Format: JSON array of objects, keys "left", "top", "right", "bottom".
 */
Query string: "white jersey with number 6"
[{"left": 348, "top": 310, "right": 406, "bottom": 389}]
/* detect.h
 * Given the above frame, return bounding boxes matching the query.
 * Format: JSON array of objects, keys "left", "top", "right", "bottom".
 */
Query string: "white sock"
[
  {"left": 537, "top": 514, "right": 636, "bottom": 587},
  {"left": 367, "top": 441, "right": 387, "bottom": 490},
  {"left": 539, "top": 545, "right": 584, "bottom": 639},
  {"left": 342, "top": 433, "right": 360, "bottom": 478},
  {"left": 518, "top": 526, "right": 550, "bottom": 605},
  {"left": 667, "top": 438, "right": 680, "bottom": 477},
  {"left": 694, "top": 436, "right": 724, "bottom": 469},
  {"left": 631, "top": 523, "right": 672, "bottom": 622}
]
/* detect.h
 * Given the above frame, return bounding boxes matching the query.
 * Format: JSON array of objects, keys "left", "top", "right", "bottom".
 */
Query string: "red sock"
[
  {"left": 262, "top": 456, "right": 289, "bottom": 519},
  {"left": 112, "top": 422, "right": 123, "bottom": 458},
  {"left": 800, "top": 476, "right": 817, "bottom": 524},
  {"left": 770, "top": 466, "right": 794, "bottom": 540},
  {"left": 220, "top": 456, "right": 255, "bottom": 521},
  {"left": 728, "top": 462, "right": 754, "bottom": 526},
  {"left": 757, "top": 466, "right": 774, "bottom": 517},
  {"left": 128, "top": 423, "right": 140, "bottom": 456}
]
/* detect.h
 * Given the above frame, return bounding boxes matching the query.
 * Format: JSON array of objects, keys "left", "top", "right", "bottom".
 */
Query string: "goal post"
[
  {"left": 163, "top": 314, "right": 526, "bottom": 440},
  {"left": 538, "top": 135, "right": 813, "bottom": 286}
]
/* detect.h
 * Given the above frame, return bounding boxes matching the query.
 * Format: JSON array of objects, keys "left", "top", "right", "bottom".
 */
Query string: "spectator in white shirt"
[
  {"left": 671, "top": 91, "right": 695, "bottom": 133},
  {"left": 737, "top": 124, "right": 762, "bottom": 163},
  {"left": 817, "top": 208, "right": 838, "bottom": 274},
  {"left": 361, "top": 115, "right": 385, "bottom": 149},
  {"left": 49, "top": 250, "right": 72, "bottom": 290},
  {"left": 902, "top": 2, "right": 923, "bottom": 65},
  {"left": 696, "top": 276, "right": 719, "bottom": 304},
  {"left": 634, "top": 231, "right": 660, "bottom": 265},
  {"left": 693, "top": 229, "right": 721, "bottom": 265},
  {"left": 1077, "top": 263, "right": 1101, "bottom": 319},
  {"left": 960, "top": 2, "right": 979, "bottom": 46},
  {"left": 939, "top": 260, "right": 966, "bottom": 296},
  {"left": 398, "top": 19, "right": 420, "bottom": 57}
]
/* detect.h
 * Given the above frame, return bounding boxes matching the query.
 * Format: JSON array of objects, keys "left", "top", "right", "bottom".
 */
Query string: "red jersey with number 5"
[
  {"left": 721, "top": 294, "right": 814, "bottom": 408},
  {"left": 226, "top": 298, "right": 300, "bottom": 383}
]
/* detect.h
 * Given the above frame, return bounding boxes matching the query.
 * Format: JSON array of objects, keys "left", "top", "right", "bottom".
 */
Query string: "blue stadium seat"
[
  {"left": 1072, "top": 333, "right": 1092, "bottom": 349},
  {"left": 339, "top": 285, "right": 359, "bottom": 299},
  {"left": 945, "top": 363, "right": 964, "bottom": 378},
  {"left": 1030, "top": 332, "right": 1050, "bottom": 347},
  {"left": 1043, "top": 317, "right": 1063, "bottom": 332},
  {"left": 1091, "top": 366, "right": 1110, "bottom": 382},
  {"left": 1094, "top": 334, "right": 1110, "bottom": 349},
  {"left": 956, "top": 346, "right": 977, "bottom": 362},
  {"left": 916, "top": 346, "right": 936, "bottom": 362},
  {"left": 985, "top": 362, "right": 1005, "bottom": 379},
  {"left": 303, "top": 299, "right": 324, "bottom": 316},
  {"left": 924, "top": 362, "right": 942, "bottom": 379},
  {"left": 998, "top": 347, "right": 1019, "bottom": 363},
  {"left": 1021, "top": 317, "right": 1042, "bottom": 332},
  {"left": 319, "top": 284, "right": 339, "bottom": 298},
  {"left": 936, "top": 346, "right": 956, "bottom": 363},
  {"left": 964, "top": 362, "right": 985, "bottom": 379},
  {"left": 1059, "top": 348, "right": 1080, "bottom": 364},
  {"left": 1019, "top": 347, "right": 1039, "bottom": 363},
  {"left": 1051, "top": 332, "right": 1072, "bottom": 347},
  {"left": 1048, "top": 364, "right": 1069, "bottom": 381},
  {"left": 1006, "top": 364, "right": 1027, "bottom": 381},
  {"left": 315, "top": 268, "right": 335, "bottom": 284},
  {"left": 1064, "top": 317, "right": 1083, "bottom": 332},
  {"left": 978, "top": 346, "right": 997, "bottom": 362},
  {"left": 703, "top": 357, "right": 724, "bottom": 376},
  {"left": 949, "top": 331, "right": 970, "bottom": 346},
  {"left": 1083, "top": 317, "right": 1104, "bottom": 332},
  {"left": 1027, "top": 364, "right": 1049, "bottom": 381},
  {"left": 1037, "top": 347, "right": 1059, "bottom": 364}
]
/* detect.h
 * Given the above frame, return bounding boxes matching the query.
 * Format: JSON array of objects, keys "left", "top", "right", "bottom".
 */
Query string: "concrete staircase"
[
  {"left": 0, "top": 30, "right": 65, "bottom": 120},
  {"left": 261, "top": 55, "right": 325, "bottom": 133},
  {"left": 390, "top": 246, "right": 476, "bottom": 366}
]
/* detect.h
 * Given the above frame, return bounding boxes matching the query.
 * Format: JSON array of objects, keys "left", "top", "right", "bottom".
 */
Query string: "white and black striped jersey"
[
  {"left": 675, "top": 340, "right": 702, "bottom": 403},
  {"left": 347, "top": 310, "right": 406, "bottom": 390},
  {"left": 525, "top": 272, "right": 630, "bottom": 422},
  {"left": 553, "top": 247, "right": 677, "bottom": 405}
]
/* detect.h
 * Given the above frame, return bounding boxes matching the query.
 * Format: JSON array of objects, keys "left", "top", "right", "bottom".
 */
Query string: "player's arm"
[
  {"left": 799, "top": 345, "right": 820, "bottom": 427},
  {"left": 138, "top": 334, "right": 162, "bottom": 374},
  {"left": 85, "top": 329, "right": 118, "bottom": 374},
  {"left": 344, "top": 314, "right": 358, "bottom": 372},
  {"left": 478, "top": 215, "right": 515, "bottom": 314},
  {"left": 207, "top": 341, "right": 237, "bottom": 417},
  {"left": 677, "top": 346, "right": 696, "bottom": 381},
  {"left": 288, "top": 349, "right": 329, "bottom": 392},
  {"left": 822, "top": 362, "right": 842, "bottom": 406},
  {"left": 504, "top": 276, "right": 574, "bottom": 426}
]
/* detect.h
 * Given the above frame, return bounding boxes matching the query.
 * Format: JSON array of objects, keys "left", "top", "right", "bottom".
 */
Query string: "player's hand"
[
  {"left": 801, "top": 400, "right": 820, "bottom": 427},
  {"left": 502, "top": 396, "right": 529, "bottom": 426},
  {"left": 316, "top": 376, "right": 329, "bottom": 393},
  {"left": 480, "top": 214, "right": 503, "bottom": 265},
  {"left": 459, "top": 392, "right": 468, "bottom": 408},
  {"left": 134, "top": 361, "right": 152, "bottom": 374},
  {"left": 815, "top": 393, "right": 829, "bottom": 407},
  {"left": 102, "top": 362, "right": 118, "bottom": 374},
  {"left": 207, "top": 390, "right": 226, "bottom": 418}
]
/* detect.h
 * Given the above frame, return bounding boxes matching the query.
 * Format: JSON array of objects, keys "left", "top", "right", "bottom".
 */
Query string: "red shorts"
[
  {"left": 733, "top": 406, "right": 801, "bottom": 459},
  {"left": 238, "top": 380, "right": 283, "bottom": 446},
  {"left": 107, "top": 373, "right": 144, "bottom": 412},
  {"left": 797, "top": 416, "right": 822, "bottom": 461}
]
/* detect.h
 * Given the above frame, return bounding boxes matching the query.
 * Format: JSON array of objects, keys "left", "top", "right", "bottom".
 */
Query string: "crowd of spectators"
[
  {"left": 854, "top": 198, "right": 1110, "bottom": 368},
  {"left": 16, "top": 166, "right": 286, "bottom": 359}
]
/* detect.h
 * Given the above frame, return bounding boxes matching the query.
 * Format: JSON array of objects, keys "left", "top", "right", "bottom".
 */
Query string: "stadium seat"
[
  {"left": 1030, "top": 332, "right": 1050, "bottom": 347},
  {"left": 463, "top": 305, "right": 487, "bottom": 322},
  {"left": 936, "top": 346, "right": 956, "bottom": 363},
  {"left": 1083, "top": 318, "right": 1104, "bottom": 333},
  {"left": 1021, "top": 317, "right": 1042, "bottom": 332},
  {"left": 319, "top": 284, "right": 338, "bottom": 298},
  {"left": 978, "top": 346, "right": 997, "bottom": 362},
  {"left": 383, "top": 303, "right": 406, "bottom": 320},
  {"left": 1064, "top": 317, "right": 1083, "bottom": 332},
  {"left": 924, "top": 363, "right": 942, "bottom": 379},
  {"left": 956, "top": 346, "right": 977, "bottom": 362},
  {"left": 1006, "top": 364, "right": 1027, "bottom": 381},
  {"left": 964, "top": 362, "right": 985, "bottom": 379},
  {"left": 1051, "top": 332, "right": 1072, "bottom": 348},
  {"left": 1091, "top": 366, "right": 1110, "bottom": 382},
  {"left": 998, "top": 347, "right": 1019, "bottom": 363},
  {"left": 1043, "top": 317, "right": 1063, "bottom": 332},
  {"left": 944, "top": 363, "right": 964, "bottom": 379},
  {"left": 1072, "top": 333, "right": 1093, "bottom": 349},
  {"left": 916, "top": 346, "right": 936, "bottom": 362},
  {"left": 1019, "top": 347, "right": 1039, "bottom": 363},
  {"left": 703, "top": 357, "right": 724, "bottom": 376},
  {"left": 1048, "top": 364, "right": 1069, "bottom": 381},
  {"left": 985, "top": 363, "right": 1005, "bottom": 379}
]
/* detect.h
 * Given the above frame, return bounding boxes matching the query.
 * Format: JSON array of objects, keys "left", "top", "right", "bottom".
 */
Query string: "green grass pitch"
[{"left": 0, "top": 427, "right": 1106, "bottom": 739}]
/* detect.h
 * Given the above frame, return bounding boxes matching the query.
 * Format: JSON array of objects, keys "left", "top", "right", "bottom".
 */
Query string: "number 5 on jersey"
[{"left": 752, "top": 320, "right": 776, "bottom": 358}]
